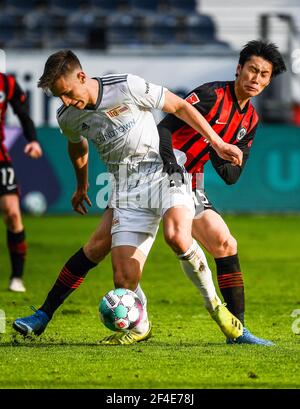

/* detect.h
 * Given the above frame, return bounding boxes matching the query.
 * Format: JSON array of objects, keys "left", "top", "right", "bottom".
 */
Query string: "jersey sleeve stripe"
[
  {"left": 57, "top": 104, "right": 66, "bottom": 115},
  {"left": 57, "top": 106, "right": 69, "bottom": 118},
  {"left": 102, "top": 79, "right": 127, "bottom": 86},
  {"left": 101, "top": 74, "right": 127, "bottom": 81},
  {"left": 157, "top": 86, "right": 165, "bottom": 109}
]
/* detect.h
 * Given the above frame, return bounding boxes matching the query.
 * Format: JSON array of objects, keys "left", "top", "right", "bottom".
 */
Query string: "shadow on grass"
[{"left": 0, "top": 337, "right": 227, "bottom": 348}]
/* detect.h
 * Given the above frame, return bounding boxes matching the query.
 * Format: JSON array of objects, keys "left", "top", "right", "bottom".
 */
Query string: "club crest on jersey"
[
  {"left": 237, "top": 127, "right": 247, "bottom": 141},
  {"left": 105, "top": 105, "right": 129, "bottom": 118},
  {"left": 185, "top": 93, "right": 199, "bottom": 105},
  {"left": 0, "top": 91, "right": 5, "bottom": 103}
]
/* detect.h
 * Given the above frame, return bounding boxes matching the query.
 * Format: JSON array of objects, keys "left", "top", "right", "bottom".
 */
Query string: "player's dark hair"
[
  {"left": 38, "top": 50, "right": 82, "bottom": 92},
  {"left": 238, "top": 40, "right": 286, "bottom": 77}
]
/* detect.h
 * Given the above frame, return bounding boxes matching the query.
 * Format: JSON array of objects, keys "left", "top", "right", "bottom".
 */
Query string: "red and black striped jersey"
[
  {"left": 159, "top": 81, "right": 259, "bottom": 188},
  {"left": 0, "top": 73, "right": 37, "bottom": 162}
]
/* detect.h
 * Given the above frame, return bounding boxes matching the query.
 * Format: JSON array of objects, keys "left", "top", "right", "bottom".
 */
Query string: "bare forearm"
[
  {"left": 162, "top": 91, "right": 221, "bottom": 148},
  {"left": 68, "top": 140, "right": 89, "bottom": 189},
  {"left": 174, "top": 103, "right": 220, "bottom": 147},
  {"left": 162, "top": 91, "right": 242, "bottom": 165}
]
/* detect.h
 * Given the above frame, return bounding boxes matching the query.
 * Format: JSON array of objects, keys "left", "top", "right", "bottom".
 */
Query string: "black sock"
[
  {"left": 7, "top": 229, "right": 27, "bottom": 279},
  {"left": 215, "top": 254, "right": 245, "bottom": 324},
  {"left": 40, "top": 248, "right": 97, "bottom": 319}
]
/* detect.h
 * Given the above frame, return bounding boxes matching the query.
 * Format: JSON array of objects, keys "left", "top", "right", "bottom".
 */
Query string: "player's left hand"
[
  {"left": 71, "top": 188, "right": 92, "bottom": 215},
  {"left": 24, "top": 141, "right": 43, "bottom": 159},
  {"left": 213, "top": 141, "right": 243, "bottom": 166}
]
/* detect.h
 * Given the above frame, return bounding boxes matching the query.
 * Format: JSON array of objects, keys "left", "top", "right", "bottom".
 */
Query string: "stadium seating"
[
  {"left": 107, "top": 14, "right": 145, "bottom": 47},
  {"left": 184, "top": 14, "right": 216, "bottom": 44},
  {"left": 50, "top": 0, "right": 84, "bottom": 12},
  {"left": 167, "top": 0, "right": 196, "bottom": 15},
  {"left": 6, "top": 0, "right": 38, "bottom": 12},
  {"left": 147, "top": 14, "right": 183, "bottom": 45},
  {"left": 0, "top": 15, "right": 20, "bottom": 44},
  {"left": 0, "top": 0, "right": 228, "bottom": 50},
  {"left": 130, "top": 0, "right": 160, "bottom": 13},
  {"left": 90, "top": 0, "right": 120, "bottom": 14}
]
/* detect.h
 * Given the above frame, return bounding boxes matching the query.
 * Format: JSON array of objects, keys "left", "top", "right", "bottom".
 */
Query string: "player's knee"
[
  {"left": 214, "top": 234, "right": 237, "bottom": 256},
  {"left": 84, "top": 236, "right": 111, "bottom": 263},
  {"left": 113, "top": 269, "right": 138, "bottom": 291},
  {"left": 164, "top": 229, "right": 188, "bottom": 254},
  {"left": 227, "top": 235, "right": 238, "bottom": 254},
  {"left": 3, "top": 209, "right": 22, "bottom": 230}
]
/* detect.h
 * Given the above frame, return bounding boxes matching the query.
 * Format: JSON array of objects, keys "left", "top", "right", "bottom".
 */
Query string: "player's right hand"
[
  {"left": 163, "top": 160, "right": 185, "bottom": 186},
  {"left": 214, "top": 141, "right": 243, "bottom": 166},
  {"left": 71, "top": 189, "right": 92, "bottom": 215}
]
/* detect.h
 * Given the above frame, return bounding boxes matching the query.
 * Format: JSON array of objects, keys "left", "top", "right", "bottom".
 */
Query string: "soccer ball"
[
  {"left": 99, "top": 288, "right": 144, "bottom": 332},
  {"left": 22, "top": 191, "right": 47, "bottom": 216}
]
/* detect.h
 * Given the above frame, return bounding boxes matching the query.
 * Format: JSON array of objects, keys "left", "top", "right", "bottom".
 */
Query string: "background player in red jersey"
[
  {"left": 158, "top": 40, "right": 287, "bottom": 345},
  {"left": 0, "top": 73, "right": 42, "bottom": 292}
]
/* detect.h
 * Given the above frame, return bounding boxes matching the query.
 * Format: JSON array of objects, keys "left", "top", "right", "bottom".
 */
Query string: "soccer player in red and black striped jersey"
[
  {"left": 0, "top": 72, "right": 42, "bottom": 292},
  {"left": 158, "top": 40, "right": 286, "bottom": 345}
]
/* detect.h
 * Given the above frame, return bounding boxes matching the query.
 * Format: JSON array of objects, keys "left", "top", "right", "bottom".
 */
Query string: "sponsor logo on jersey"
[
  {"left": 237, "top": 127, "right": 247, "bottom": 140},
  {"left": 0, "top": 91, "right": 5, "bottom": 103},
  {"left": 105, "top": 105, "right": 129, "bottom": 118},
  {"left": 215, "top": 118, "right": 227, "bottom": 125},
  {"left": 145, "top": 82, "right": 150, "bottom": 94},
  {"left": 186, "top": 92, "right": 200, "bottom": 105},
  {"left": 100, "top": 119, "right": 136, "bottom": 142}
]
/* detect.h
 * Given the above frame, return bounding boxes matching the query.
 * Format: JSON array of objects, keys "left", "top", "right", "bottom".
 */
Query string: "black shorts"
[
  {"left": 192, "top": 189, "right": 219, "bottom": 216},
  {"left": 0, "top": 162, "right": 19, "bottom": 196}
]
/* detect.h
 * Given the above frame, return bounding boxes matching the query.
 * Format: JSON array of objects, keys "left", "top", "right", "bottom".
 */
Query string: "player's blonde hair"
[{"left": 38, "top": 50, "right": 82, "bottom": 94}]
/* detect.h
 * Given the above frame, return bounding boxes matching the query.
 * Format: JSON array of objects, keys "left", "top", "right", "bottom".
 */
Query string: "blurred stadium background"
[{"left": 1, "top": 0, "right": 300, "bottom": 214}]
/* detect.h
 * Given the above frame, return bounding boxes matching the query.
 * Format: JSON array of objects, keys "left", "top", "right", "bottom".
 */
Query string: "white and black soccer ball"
[
  {"left": 99, "top": 288, "right": 144, "bottom": 332},
  {"left": 22, "top": 191, "right": 47, "bottom": 216}
]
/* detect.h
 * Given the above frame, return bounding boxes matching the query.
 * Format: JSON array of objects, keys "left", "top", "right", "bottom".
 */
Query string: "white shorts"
[
  {"left": 111, "top": 231, "right": 155, "bottom": 257},
  {"left": 111, "top": 175, "right": 195, "bottom": 253}
]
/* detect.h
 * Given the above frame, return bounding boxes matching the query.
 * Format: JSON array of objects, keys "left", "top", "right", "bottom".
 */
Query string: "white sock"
[
  {"left": 133, "top": 284, "right": 149, "bottom": 334},
  {"left": 134, "top": 284, "right": 147, "bottom": 309},
  {"left": 178, "top": 239, "right": 221, "bottom": 312}
]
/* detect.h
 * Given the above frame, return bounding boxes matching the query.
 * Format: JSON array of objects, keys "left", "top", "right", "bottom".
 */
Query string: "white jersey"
[{"left": 57, "top": 73, "right": 167, "bottom": 188}]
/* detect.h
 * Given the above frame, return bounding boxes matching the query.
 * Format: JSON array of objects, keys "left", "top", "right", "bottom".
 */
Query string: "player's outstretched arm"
[
  {"left": 162, "top": 91, "right": 243, "bottom": 166},
  {"left": 68, "top": 139, "right": 91, "bottom": 215}
]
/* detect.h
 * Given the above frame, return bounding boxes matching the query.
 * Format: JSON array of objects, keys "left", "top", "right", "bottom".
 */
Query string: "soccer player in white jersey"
[{"left": 13, "top": 50, "right": 243, "bottom": 344}]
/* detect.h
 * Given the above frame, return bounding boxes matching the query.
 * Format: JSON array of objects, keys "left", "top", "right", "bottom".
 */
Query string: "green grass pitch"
[{"left": 0, "top": 215, "right": 299, "bottom": 389}]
